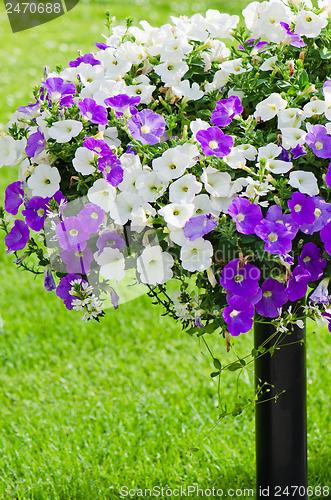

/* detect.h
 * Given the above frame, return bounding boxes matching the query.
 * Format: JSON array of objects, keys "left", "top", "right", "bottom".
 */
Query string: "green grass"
[{"left": 0, "top": 0, "right": 331, "bottom": 498}]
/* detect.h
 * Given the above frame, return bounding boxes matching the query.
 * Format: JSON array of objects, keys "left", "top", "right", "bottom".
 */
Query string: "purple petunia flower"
[
  {"left": 196, "top": 126, "right": 234, "bottom": 157},
  {"left": 322, "top": 310, "right": 331, "bottom": 332},
  {"left": 44, "top": 266, "right": 56, "bottom": 291},
  {"left": 95, "top": 42, "right": 110, "bottom": 50},
  {"left": 227, "top": 197, "right": 262, "bottom": 235},
  {"left": 223, "top": 295, "right": 254, "bottom": 336},
  {"left": 55, "top": 217, "right": 89, "bottom": 251},
  {"left": 61, "top": 247, "right": 94, "bottom": 274},
  {"left": 320, "top": 220, "right": 331, "bottom": 255},
  {"left": 17, "top": 102, "right": 40, "bottom": 116},
  {"left": 128, "top": 109, "right": 166, "bottom": 145},
  {"left": 299, "top": 197, "right": 331, "bottom": 234},
  {"left": 69, "top": 53, "right": 101, "bottom": 67},
  {"left": 280, "top": 22, "right": 306, "bottom": 48},
  {"left": 56, "top": 274, "right": 87, "bottom": 310},
  {"left": 306, "top": 125, "right": 331, "bottom": 159},
  {"left": 83, "top": 137, "right": 110, "bottom": 156},
  {"left": 4, "top": 181, "right": 24, "bottom": 216},
  {"left": 26, "top": 129, "right": 46, "bottom": 158},
  {"left": 291, "top": 144, "right": 306, "bottom": 159},
  {"left": 96, "top": 231, "right": 125, "bottom": 255},
  {"left": 309, "top": 278, "right": 330, "bottom": 304},
  {"left": 98, "top": 152, "right": 124, "bottom": 186},
  {"left": 104, "top": 94, "right": 140, "bottom": 117},
  {"left": 226, "top": 287, "right": 262, "bottom": 305},
  {"left": 325, "top": 162, "right": 331, "bottom": 188},
  {"left": 287, "top": 192, "right": 316, "bottom": 226},
  {"left": 5, "top": 219, "right": 30, "bottom": 254},
  {"left": 211, "top": 96, "right": 243, "bottom": 127},
  {"left": 255, "top": 278, "right": 288, "bottom": 318},
  {"left": 238, "top": 39, "right": 269, "bottom": 51},
  {"left": 265, "top": 204, "right": 298, "bottom": 238},
  {"left": 220, "top": 258, "right": 261, "bottom": 298},
  {"left": 254, "top": 219, "right": 293, "bottom": 255},
  {"left": 279, "top": 145, "right": 291, "bottom": 162},
  {"left": 42, "top": 77, "right": 76, "bottom": 108},
  {"left": 78, "top": 203, "right": 105, "bottom": 234},
  {"left": 22, "top": 196, "right": 48, "bottom": 231},
  {"left": 298, "top": 242, "right": 327, "bottom": 281},
  {"left": 183, "top": 214, "right": 218, "bottom": 241},
  {"left": 286, "top": 265, "right": 311, "bottom": 301},
  {"left": 78, "top": 98, "right": 108, "bottom": 125}
]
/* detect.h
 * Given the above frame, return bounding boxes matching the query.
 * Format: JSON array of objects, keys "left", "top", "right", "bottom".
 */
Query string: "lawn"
[{"left": 0, "top": 0, "right": 331, "bottom": 499}]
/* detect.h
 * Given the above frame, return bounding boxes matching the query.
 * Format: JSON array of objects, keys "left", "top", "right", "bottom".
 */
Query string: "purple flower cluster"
[{"left": 84, "top": 137, "right": 123, "bottom": 186}]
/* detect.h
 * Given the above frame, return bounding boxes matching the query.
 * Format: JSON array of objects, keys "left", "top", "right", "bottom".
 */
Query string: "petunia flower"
[
  {"left": 4, "top": 181, "right": 24, "bottom": 216},
  {"left": 255, "top": 278, "right": 288, "bottom": 318},
  {"left": 297, "top": 242, "right": 327, "bottom": 281},
  {"left": 287, "top": 192, "right": 315, "bottom": 226},
  {"left": 286, "top": 265, "right": 311, "bottom": 301},
  {"left": 22, "top": 196, "right": 48, "bottom": 231},
  {"left": 309, "top": 278, "right": 330, "bottom": 304},
  {"left": 227, "top": 197, "right": 262, "bottom": 235},
  {"left": 128, "top": 109, "right": 166, "bottom": 145},
  {"left": 78, "top": 98, "right": 108, "bottom": 125},
  {"left": 183, "top": 214, "right": 218, "bottom": 241},
  {"left": 220, "top": 259, "right": 261, "bottom": 298},
  {"left": 5, "top": 219, "right": 30, "bottom": 254},
  {"left": 196, "top": 126, "right": 234, "bottom": 157},
  {"left": 223, "top": 295, "right": 254, "bottom": 336},
  {"left": 305, "top": 124, "right": 331, "bottom": 159},
  {"left": 211, "top": 96, "right": 243, "bottom": 127}
]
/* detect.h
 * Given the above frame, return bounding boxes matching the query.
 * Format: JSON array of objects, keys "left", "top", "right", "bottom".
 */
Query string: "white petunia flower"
[
  {"left": 302, "top": 99, "right": 326, "bottom": 119},
  {"left": 125, "top": 74, "right": 156, "bottom": 105},
  {"left": 253, "top": 1, "right": 291, "bottom": 43},
  {"left": 260, "top": 55, "right": 278, "bottom": 72},
  {"left": 135, "top": 171, "right": 168, "bottom": 202},
  {"left": 130, "top": 203, "right": 156, "bottom": 233},
  {"left": 254, "top": 93, "right": 287, "bottom": 121},
  {"left": 172, "top": 80, "right": 204, "bottom": 102},
  {"left": 288, "top": 171, "right": 319, "bottom": 196},
  {"left": 154, "top": 61, "right": 189, "bottom": 86},
  {"left": 201, "top": 167, "right": 232, "bottom": 197},
  {"left": 281, "top": 128, "right": 307, "bottom": 149},
  {"left": 0, "top": 136, "right": 26, "bottom": 168},
  {"left": 223, "top": 149, "right": 247, "bottom": 170},
  {"left": 95, "top": 247, "right": 125, "bottom": 282},
  {"left": 190, "top": 118, "right": 210, "bottom": 139},
  {"left": 102, "top": 127, "right": 121, "bottom": 148},
  {"left": 205, "top": 10, "right": 239, "bottom": 38},
  {"left": 159, "top": 37, "right": 193, "bottom": 63},
  {"left": 295, "top": 11, "right": 327, "bottom": 38},
  {"left": 137, "top": 245, "right": 174, "bottom": 285},
  {"left": 236, "top": 143, "right": 257, "bottom": 161},
  {"left": 73, "top": 147, "right": 96, "bottom": 175},
  {"left": 169, "top": 174, "right": 202, "bottom": 203},
  {"left": 152, "top": 148, "right": 190, "bottom": 181},
  {"left": 88, "top": 178, "right": 117, "bottom": 212},
  {"left": 115, "top": 41, "right": 147, "bottom": 65},
  {"left": 204, "top": 69, "right": 230, "bottom": 92},
  {"left": 108, "top": 191, "right": 143, "bottom": 225},
  {"left": 76, "top": 63, "right": 104, "bottom": 85},
  {"left": 159, "top": 203, "right": 194, "bottom": 228},
  {"left": 220, "top": 58, "right": 252, "bottom": 75},
  {"left": 277, "top": 108, "right": 302, "bottom": 129},
  {"left": 27, "top": 164, "right": 60, "bottom": 198},
  {"left": 258, "top": 143, "right": 282, "bottom": 161},
  {"left": 266, "top": 159, "right": 293, "bottom": 174},
  {"left": 48, "top": 120, "right": 83, "bottom": 143},
  {"left": 193, "top": 194, "right": 219, "bottom": 216},
  {"left": 118, "top": 167, "right": 142, "bottom": 193},
  {"left": 167, "top": 224, "right": 188, "bottom": 246},
  {"left": 180, "top": 238, "right": 213, "bottom": 272}
]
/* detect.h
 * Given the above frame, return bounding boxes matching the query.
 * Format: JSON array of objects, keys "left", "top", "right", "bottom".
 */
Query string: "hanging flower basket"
[{"left": 1, "top": 0, "right": 331, "bottom": 493}]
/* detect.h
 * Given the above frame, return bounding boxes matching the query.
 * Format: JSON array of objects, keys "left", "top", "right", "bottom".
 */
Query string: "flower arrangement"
[{"left": 1, "top": 0, "right": 331, "bottom": 347}]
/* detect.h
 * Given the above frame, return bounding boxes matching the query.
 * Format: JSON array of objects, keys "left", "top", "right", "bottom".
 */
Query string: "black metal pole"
[{"left": 254, "top": 302, "right": 307, "bottom": 499}]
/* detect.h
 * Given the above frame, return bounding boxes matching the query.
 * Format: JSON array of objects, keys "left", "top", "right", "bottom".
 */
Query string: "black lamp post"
[{"left": 254, "top": 301, "right": 307, "bottom": 499}]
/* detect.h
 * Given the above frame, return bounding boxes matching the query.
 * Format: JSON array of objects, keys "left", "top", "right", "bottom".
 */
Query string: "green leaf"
[
  {"left": 319, "top": 47, "right": 331, "bottom": 59},
  {"left": 213, "top": 358, "right": 222, "bottom": 370},
  {"left": 210, "top": 371, "right": 220, "bottom": 378},
  {"left": 227, "top": 362, "right": 243, "bottom": 371},
  {"left": 298, "top": 69, "right": 309, "bottom": 88},
  {"left": 251, "top": 348, "right": 259, "bottom": 357}
]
